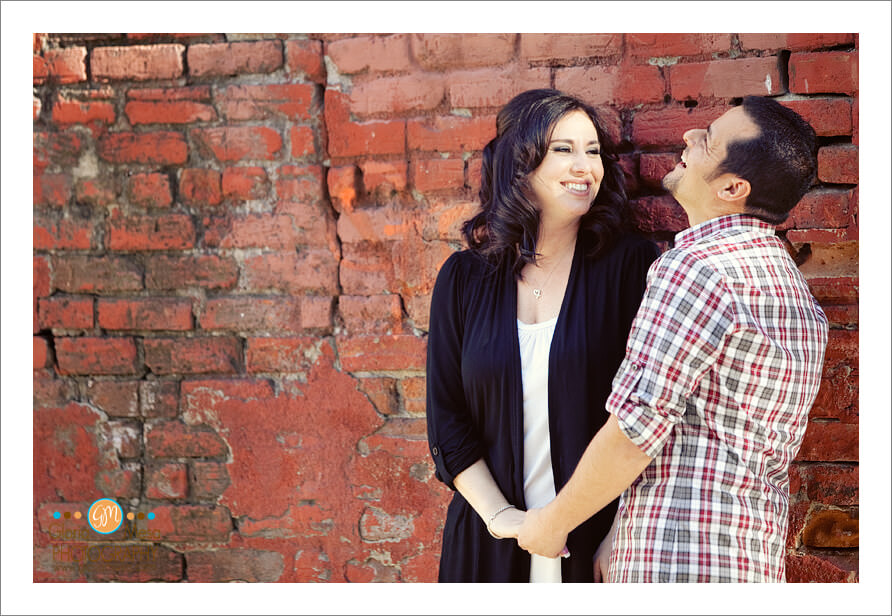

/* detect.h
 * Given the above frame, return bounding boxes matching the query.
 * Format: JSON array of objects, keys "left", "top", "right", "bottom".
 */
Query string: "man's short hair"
[{"left": 713, "top": 96, "right": 818, "bottom": 224}]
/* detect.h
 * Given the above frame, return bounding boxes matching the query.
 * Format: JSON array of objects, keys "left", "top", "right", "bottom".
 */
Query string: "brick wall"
[{"left": 33, "top": 33, "right": 858, "bottom": 582}]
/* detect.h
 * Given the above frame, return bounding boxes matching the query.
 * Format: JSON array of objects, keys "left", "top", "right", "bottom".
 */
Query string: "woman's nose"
[{"left": 683, "top": 128, "right": 703, "bottom": 146}]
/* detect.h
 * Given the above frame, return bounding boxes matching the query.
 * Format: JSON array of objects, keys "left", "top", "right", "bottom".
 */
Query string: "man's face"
[{"left": 662, "top": 106, "right": 760, "bottom": 213}]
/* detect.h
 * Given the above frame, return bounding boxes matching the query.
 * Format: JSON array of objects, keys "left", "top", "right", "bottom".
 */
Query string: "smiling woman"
[{"left": 425, "top": 89, "right": 660, "bottom": 582}]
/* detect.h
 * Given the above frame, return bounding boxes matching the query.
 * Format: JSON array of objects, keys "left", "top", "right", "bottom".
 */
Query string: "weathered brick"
[
  {"left": 144, "top": 337, "right": 241, "bottom": 375},
  {"left": 638, "top": 152, "right": 679, "bottom": 190},
  {"left": 34, "top": 375, "right": 78, "bottom": 408},
  {"left": 145, "top": 463, "right": 189, "bottom": 499},
  {"left": 337, "top": 204, "right": 413, "bottom": 244},
  {"left": 398, "top": 377, "right": 426, "bottom": 416},
  {"left": 127, "top": 173, "right": 173, "bottom": 208},
  {"left": 92, "top": 44, "right": 184, "bottom": 81},
  {"left": 149, "top": 505, "right": 232, "bottom": 542},
  {"left": 326, "top": 34, "right": 412, "bottom": 74},
  {"left": 797, "top": 422, "right": 858, "bottom": 461},
  {"left": 146, "top": 421, "right": 229, "bottom": 458},
  {"left": 340, "top": 295, "right": 402, "bottom": 334},
  {"left": 86, "top": 380, "right": 140, "bottom": 418},
  {"left": 217, "top": 84, "right": 316, "bottom": 122},
  {"left": 627, "top": 33, "right": 732, "bottom": 58},
  {"left": 803, "top": 464, "right": 859, "bottom": 506},
  {"left": 789, "top": 51, "right": 858, "bottom": 95},
  {"left": 127, "top": 86, "right": 211, "bottom": 101},
  {"left": 34, "top": 336, "right": 50, "bottom": 370},
  {"left": 38, "top": 296, "right": 93, "bottom": 330},
  {"left": 55, "top": 336, "right": 139, "bottom": 375},
  {"left": 34, "top": 172, "right": 73, "bottom": 208},
  {"left": 349, "top": 74, "right": 445, "bottom": 116},
  {"left": 179, "top": 168, "right": 222, "bottom": 207},
  {"left": 186, "top": 549, "right": 285, "bottom": 582},
  {"left": 241, "top": 250, "right": 339, "bottom": 295},
  {"left": 780, "top": 98, "right": 852, "bottom": 137},
  {"left": 796, "top": 242, "right": 858, "bottom": 279},
  {"left": 631, "top": 104, "right": 730, "bottom": 147},
  {"left": 327, "top": 165, "right": 360, "bottom": 212},
  {"left": 785, "top": 553, "right": 857, "bottom": 583},
  {"left": 204, "top": 211, "right": 331, "bottom": 250},
  {"left": 781, "top": 188, "right": 853, "bottom": 231},
  {"left": 669, "top": 57, "right": 784, "bottom": 100},
  {"left": 447, "top": 67, "right": 551, "bottom": 109},
  {"left": 98, "top": 297, "right": 193, "bottom": 331},
  {"left": 356, "top": 377, "right": 399, "bottom": 416},
  {"left": 141, "top": 379, "right": 179, "bottom": 418},
  {"left": 290, "top": 125, "right": 317, "bottom": 159},
  {"left": 301, "top": 296, "right": 333, "bottom": 331},
  {"left": 359, "top": 160, "right": 408, "bottom": 195},
  {"left": 801, "top": 508, "right": 858, "bottom": 548},
  {"left": 417, "top": 199, "right": 479, "bottom": 242},
  {"left": 108, "top": 214, "right": 195, "bottom": 251},
  {"left": 412, "top": 34, "right": 515, "bottom": 70},
  {"left": 104, "top": 420, "right": 142, "bottom": 458},
  {"left": 629, "top": 195, "right": 689, "bottom": 233},
  {"left": 52, "top": 255, "right": 144, "bottom": 293},
  {"left": 188, "top": 40, "right": 282, "bottom": 77},
  {"left": 556, "top": 63, "right": 665, "bottom": 105},
  {"left": 818, "top": 144, "right": 858, "bottom": 184},
  {"left": 52, "top": 99, "right": 116, "bottom": 126},
  {"left": 34, "top": 131, "right": 82, "bottom": 169},
  {"left": 285, "top": 39, "right": 325, "bottom": 82},
  {"left": 43, "top": 47, "right": 88, "bottom": 84},
  {"left": 145, "top": 255, "right": 239, "bottom": 291},
  {"left": 191, "top": 126, "right": 282, "bottom": 162},
  {"left": 407, "top": 114, "right": 495, "bottom": 153},
  {"left": 219, "top": 166, "right": 268, "bottom": 201},
  {"left": 74, "top": 177, "right": 117, "bottom": 206},
  {"left": 199, "top": 297, "right": 301, "bottom": 332},
  {"left": 98, "top": 131, "right": 188, "bottom": 165},
  {"left": 34, "top": 256, "right": 50, "bottom": 333},
  {"left": 739, "top": 33, "right": 855, "bottom": 52},
  {"left": 245, "top": 336, "right": 319, "bottom": 373},
  {"left": 190, "top": 461, "right": 231, "bottom": 500},
  {"left": 34, "top": 545, "right": 184, "bottom": 582},
  {"left": 340, "top": 243, "right": 397, "bottom": 295},
  {"left": 410, "top": 158, "right": 465, "bottom": 192},
  {"left": 125, "top": 100, "right": 216, "bottom": 125},
  {"left": 275, "top": 164, "right": 325, "bottom": 203},
  {"left": 520, "top": 34, "right": 620, "bottom": 61},
  {"left": 337, "top": 335, "right": 426, "bottom": 372},
  {"left": 33, "top": 215, "right": 93, "bottom": 250}
]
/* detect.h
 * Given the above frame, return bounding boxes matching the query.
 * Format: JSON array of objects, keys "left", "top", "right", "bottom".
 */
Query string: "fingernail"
[{"left": 560, "top": 547, "right": 570, "bottom": 558}]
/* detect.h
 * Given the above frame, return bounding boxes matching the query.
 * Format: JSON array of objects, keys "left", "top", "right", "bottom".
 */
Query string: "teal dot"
[
  {"left": 147, "top": 512, "right": 155, "bottom": 520},
  {"left": 53, "top": 511, "right": 61, "bottom": 519}
]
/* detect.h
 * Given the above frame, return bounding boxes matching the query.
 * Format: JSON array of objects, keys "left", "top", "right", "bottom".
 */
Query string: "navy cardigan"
[{"left": 426, "top": 230, "right": 659, "bottom": 582}]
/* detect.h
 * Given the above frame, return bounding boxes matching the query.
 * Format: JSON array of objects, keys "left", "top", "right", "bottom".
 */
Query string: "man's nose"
[{"left": 683, "top": 128, "right": 703, "bottom": 146}]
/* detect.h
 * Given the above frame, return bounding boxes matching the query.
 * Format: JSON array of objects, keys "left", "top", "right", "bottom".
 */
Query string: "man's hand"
[{"left": 516, "top": 507, "right": 567, "bottom": 558}]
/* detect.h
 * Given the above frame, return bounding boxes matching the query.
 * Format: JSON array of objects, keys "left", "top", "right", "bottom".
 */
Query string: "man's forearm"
[{"left": 542, "top": 414, "right": 653, "bottom": 536}]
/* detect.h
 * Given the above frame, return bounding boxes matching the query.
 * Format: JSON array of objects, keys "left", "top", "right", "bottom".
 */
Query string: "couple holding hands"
[{"left": 426, "top": 89, "right": 828, "bottom": 583}]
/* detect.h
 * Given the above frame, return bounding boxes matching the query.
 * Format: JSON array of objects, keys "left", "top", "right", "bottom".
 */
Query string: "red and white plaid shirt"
[{"left": 606, "top": 214, "right": 828, "bottom": 583}]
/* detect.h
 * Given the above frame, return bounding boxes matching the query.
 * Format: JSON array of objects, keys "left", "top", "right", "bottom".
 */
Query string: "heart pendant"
[{"left": 532, "top": 288, "right": 542, "bottom": 299}]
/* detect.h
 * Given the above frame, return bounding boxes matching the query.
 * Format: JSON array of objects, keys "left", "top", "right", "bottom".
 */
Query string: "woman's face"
[{"left": 528, "top": 110, "right": 604, "bottom": 225}]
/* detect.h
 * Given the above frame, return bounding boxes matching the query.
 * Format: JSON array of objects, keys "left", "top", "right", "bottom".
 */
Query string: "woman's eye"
[
  {"left": 552, "top": 146, "right": 571, "bottom": 153},
  {"left": 587, "top": 149, "right": 601, "bottom": 156}
]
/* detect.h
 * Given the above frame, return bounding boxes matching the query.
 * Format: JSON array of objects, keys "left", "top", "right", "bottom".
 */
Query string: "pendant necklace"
[{"left": 528, "top": 249, "right": 571, "bottom": 300}]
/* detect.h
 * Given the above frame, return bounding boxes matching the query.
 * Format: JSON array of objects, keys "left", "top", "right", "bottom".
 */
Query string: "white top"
[{"left": 517, "top": 316, "right": 562, "bottom": 583}]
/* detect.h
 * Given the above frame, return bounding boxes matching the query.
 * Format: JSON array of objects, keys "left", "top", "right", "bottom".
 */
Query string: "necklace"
[{"left": 527, "top": 249, "right": 572, "bottom": 300}]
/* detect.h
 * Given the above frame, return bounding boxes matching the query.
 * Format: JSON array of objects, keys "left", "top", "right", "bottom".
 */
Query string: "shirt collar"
[{"left": 674, "top": 214, "right": 776, "bottom": 249}]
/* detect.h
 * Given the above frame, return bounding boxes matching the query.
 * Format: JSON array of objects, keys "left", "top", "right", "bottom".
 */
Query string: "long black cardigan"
[{"left": 426, "top": 230, "right": 659, "bottom": 582}]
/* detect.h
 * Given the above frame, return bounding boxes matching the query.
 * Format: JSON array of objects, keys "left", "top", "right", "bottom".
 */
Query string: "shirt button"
[{"left": 432, "top": 447, "right": 439, "bottom": 456}]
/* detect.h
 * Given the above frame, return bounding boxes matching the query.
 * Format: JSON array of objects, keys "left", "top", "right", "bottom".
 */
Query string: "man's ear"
[{"left": 715, "top": 174, "right": 751, "bottom": 205}]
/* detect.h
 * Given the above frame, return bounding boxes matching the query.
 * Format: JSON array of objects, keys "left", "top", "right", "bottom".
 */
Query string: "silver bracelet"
[{"left": 486, "top": 505, "right": 516, "bottom": 539}]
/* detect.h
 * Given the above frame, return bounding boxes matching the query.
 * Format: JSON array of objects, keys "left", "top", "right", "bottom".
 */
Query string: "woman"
[{"left": 426, "top": 89, "right": 659, "bottom": 582}]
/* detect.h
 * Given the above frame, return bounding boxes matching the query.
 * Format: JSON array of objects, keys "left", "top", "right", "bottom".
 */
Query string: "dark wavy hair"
[
  {"left": 462, "top": 89, "right": 629, "bottom": 279},
  {"left": 711, "top": 96, "right": 818, "bottom": 224}
]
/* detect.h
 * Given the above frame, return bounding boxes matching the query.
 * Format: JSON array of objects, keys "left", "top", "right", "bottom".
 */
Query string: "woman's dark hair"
[
  {"left": 711, "top": 96, "right": 818, "bottom": 224},
  {"left": 461, "top": 89, "right": 628, "bottom": 278}
]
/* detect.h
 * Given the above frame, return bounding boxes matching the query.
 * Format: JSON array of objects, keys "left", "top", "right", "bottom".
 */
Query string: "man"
[{"left": 516, "top": 96, "right": 829, "bottom": 582}]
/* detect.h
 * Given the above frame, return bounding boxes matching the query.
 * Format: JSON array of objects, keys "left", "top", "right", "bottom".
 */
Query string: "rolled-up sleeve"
[
  {"left": 425, "top": 253, "right": 484, "bottom": 490},
  {"left": 607, "top": 252, "right": 734, "bottom": 458}
]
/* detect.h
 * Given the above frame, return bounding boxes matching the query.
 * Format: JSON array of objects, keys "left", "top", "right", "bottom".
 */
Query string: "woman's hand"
[
  {"left": 489, "top": 506, "right": 526, "bottom": 539},
  {"left": 593, "top": 531, "right": 613, "bottom": 582}
]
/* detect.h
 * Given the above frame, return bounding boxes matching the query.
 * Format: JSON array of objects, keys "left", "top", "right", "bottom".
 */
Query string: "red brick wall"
[{"left": 33, "top": 33, "right": 858, "bottom": 582}]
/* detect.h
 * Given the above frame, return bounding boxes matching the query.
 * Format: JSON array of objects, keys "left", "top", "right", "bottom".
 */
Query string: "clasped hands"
[{"left": 491, "top": 506, "right": 569, "bottom": 559}]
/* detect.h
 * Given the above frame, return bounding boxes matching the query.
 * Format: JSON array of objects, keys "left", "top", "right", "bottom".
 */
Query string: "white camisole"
[{"left": 517, "top": 315, "right": 562, "bottom": 583}]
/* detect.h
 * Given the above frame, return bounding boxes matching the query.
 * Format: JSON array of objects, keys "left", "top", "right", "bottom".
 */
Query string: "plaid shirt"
[{"left": 606, "top": 215, "right": 828, "bottom": 583}]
